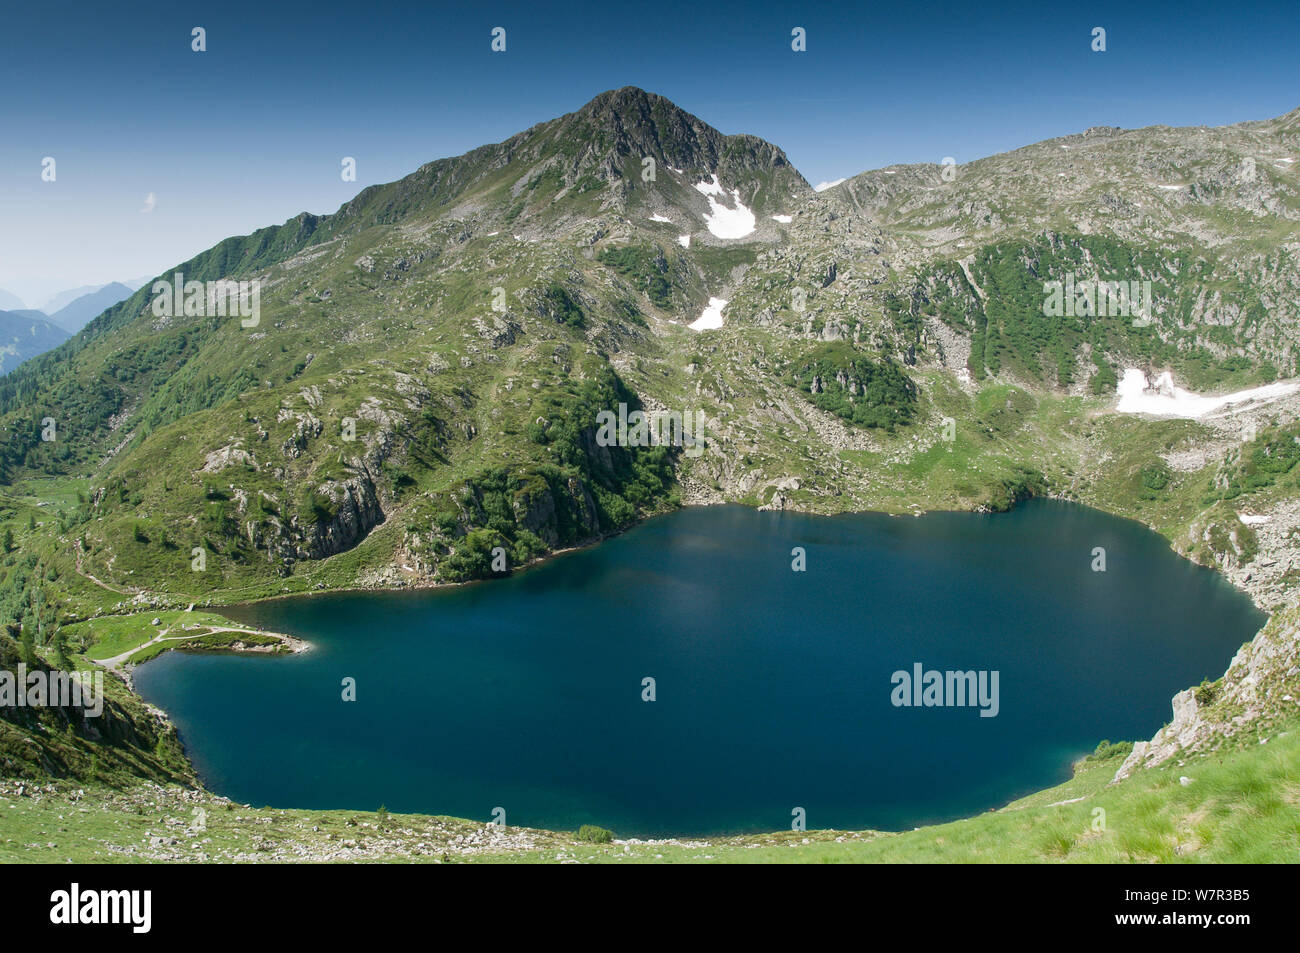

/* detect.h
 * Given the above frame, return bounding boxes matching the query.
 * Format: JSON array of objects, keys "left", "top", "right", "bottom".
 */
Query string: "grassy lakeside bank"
[
  {"left": 3, "top": 715, "right": 1296, "bottom": 863},
  {"left": 68, "top": 609, "right": 302, "bottom": 665}
]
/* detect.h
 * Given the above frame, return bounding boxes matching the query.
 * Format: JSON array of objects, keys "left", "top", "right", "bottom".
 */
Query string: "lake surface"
[{"left": 135, "top": 500, "right": 1265, "bottom": 837}]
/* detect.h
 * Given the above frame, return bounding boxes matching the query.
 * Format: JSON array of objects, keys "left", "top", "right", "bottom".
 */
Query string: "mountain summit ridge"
[{"left": 326, "top": 85, "right": 808, "bottom": 235}]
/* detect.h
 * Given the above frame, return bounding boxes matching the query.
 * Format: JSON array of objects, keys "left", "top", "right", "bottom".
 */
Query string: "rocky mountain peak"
[{"left": 545, "top": 86, "right": 809, "bottom": 205}]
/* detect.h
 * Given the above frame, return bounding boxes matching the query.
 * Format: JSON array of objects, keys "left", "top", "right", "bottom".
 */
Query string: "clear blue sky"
[{"left": 2, "top": 0, "right": 1297, "bottom": 306}]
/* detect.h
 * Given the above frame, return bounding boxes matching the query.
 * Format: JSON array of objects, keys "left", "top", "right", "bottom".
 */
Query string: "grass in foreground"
[{"left": 3, "top": 717, "right": 1296, "bottom": 864}]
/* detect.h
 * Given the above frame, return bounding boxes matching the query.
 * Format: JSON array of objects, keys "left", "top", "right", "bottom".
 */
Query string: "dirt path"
[
  {"left": 92, "top": 624, "right": 307, "bottom": 671},
  {"left": 92, "top": 624, "right": 177, "bottom": 670},
  {"left": 73, "top": 541, "right": 133, "bottom": 595}
]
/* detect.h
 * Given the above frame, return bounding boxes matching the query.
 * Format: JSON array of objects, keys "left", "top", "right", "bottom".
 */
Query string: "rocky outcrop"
[
  {"left": 453, "top": 469, "right": 601, "bottom": 552},
  {"left": 0, "top": 634, "right": 191, "bottom": 784},
  {"left": 202, "top": 442, "right": 258, "bottom": 472},
  {"left": 296, "top": 468, "right": 385, "bottom": 560},
  {"left": 1112, "top": 688, "right": 1203, "bottom": 781},
  {"left": 279, "top": 411, "right": 323, "bottom": 459},
  {"left": 511, "top": 478, "right": 561, "bottom": 546},
  {"left": 1113, "top": 608, "right": 1300, "bottom": 781}
]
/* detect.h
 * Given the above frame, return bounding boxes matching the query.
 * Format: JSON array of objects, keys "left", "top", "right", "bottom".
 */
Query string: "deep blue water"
[{"left": 134, "top": 500, "right": 1264, "bottom": 836}]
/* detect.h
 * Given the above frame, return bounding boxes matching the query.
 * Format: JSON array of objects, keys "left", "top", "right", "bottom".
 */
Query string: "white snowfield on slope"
[
  {"left": 690, "top": 297, "right": 728, "bottom": 331},
  {"left": 692, "top": 175, "right": 756, "bottom": 239},
  {"left": 1115, "top": 368, "right": 1300, "bottom": 418}
]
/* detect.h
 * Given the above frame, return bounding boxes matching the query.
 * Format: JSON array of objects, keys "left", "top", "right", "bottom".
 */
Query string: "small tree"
[
  {"left": 19, "top": 626, "right": 38, "bottom": 668},
  {"left": 53, "top": 627, "right": 72, "bottom": 670}
]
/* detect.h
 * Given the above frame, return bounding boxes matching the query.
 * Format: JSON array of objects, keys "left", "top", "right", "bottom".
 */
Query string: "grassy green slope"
[{"left": 3, "top": 714, "right": 1295, "bottom": 863}]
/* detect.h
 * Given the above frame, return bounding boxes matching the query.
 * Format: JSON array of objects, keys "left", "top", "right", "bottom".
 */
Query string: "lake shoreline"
[
  {"left": 134, "top": 499, "right": 1264, "bottom": 837},
  {"left": 212, "top": 490, "right": 1270, "bottom": 619}
]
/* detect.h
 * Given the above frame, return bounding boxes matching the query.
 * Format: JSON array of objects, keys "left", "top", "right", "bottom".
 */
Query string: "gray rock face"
[
  {"left": 279, "top": 412, "right": 323, "bottom": 459},
  {"left": 298, "top": 468, "right": 386, "bottom": 560},
  {"left": 567, "top": 87, "right": 810, "bottom": 207},
  {"left": 1113, "top": 689, "right": 1202, "bottom": 781},
  {"left": 1113, "top": 610, "right": 1300, "bottom": 781},
  {"left": 512, "top": 481, "right": 560, "bottom": 547}
]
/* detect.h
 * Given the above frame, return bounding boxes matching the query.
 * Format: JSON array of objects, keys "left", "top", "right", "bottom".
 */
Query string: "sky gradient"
[{"left": 2, "top": 0, "right": 1297, "bottom": 305}]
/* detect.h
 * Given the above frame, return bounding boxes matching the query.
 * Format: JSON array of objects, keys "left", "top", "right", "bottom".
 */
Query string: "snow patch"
[
  {"left": 689, "top": 297, "right": 728, "bottom": 331},
  {"left": 648, "top": 214, "right": 673, "bottom": 223},
  {"left": 1115, "top": 368, "right": 1300, "bottom": 418},
  {"left": 771, "top": 214, "right": 793, "bottom": 224},
  {"left": 677, "top": 234, "right": 691, "bottom": 248},
  {"left": 691, "top": 175, "right": 755, "bottom": 238},
  {"left": 1238, "top": 513, "right": 1271, "bottom": 525},
  {"left": 693, "top": 175, "right": 727, "bottom": 198},
  {"left": 1157, "top": 184, "right": 1185, "bottom": 191}
]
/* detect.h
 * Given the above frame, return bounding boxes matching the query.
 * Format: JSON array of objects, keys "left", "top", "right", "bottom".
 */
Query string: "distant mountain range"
[
  {"left": 40, "top": 284, "right": 105, "bottom": 315},
  {"left": 0, "top": 281, "right": 139, "bottom": 371},
  {"left": 0, "top": 309, "right": 70, "bottom": 374},
  {"left": 45, "top": 282, "right": 135, "bottom": 333},
  {"left": 0, "top": 279, "right": 146, "bottom": 315}
]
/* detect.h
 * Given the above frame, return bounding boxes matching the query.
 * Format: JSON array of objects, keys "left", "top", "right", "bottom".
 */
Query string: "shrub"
[
  {"left": 1085, "top": 739, "right": 1134, "bottom": 763},
  {"left": 596, "top": 244, "right": 672, "bottom": 308},
  {"left": 1195, "top": 678, "right": 1220, "bottom": 707},
  {"left": 985, "top": 466, "right": 1048, "bottom": 511},
  {"left": 439, "top": 528, "right": 503, "bottom": 581},
  {"left": 540, "top": 284, "right": 585, "bottom": 328},
  {"left": 576, "top": 824, "right": 613, "bottom": 844},
  {"left": 510, "top": 529, "right": 548, "bottom": 567},
  {"left": 301, "top": 487, "right": 339, "bottom": 523},
  {"left": 1090, "top": 354, "right": 1118, "bottom": 395},
  {"left": 1138, "top": 464, "right": 1172, "bottom": 499}
]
